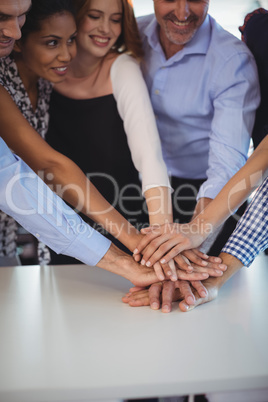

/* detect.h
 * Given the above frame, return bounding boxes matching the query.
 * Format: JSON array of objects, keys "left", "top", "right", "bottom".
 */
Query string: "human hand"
[
  {"left": 174, "top": 251, "right": 227, "bottom": 277},
  {"left": 145, "top": 249, "right": 226, "bottom": 282},
  {"left": 122, "top": 280, "right": 209, "bottom": 313},
  {"left": 133, "top": 222, "right": 209, "bottom": 266},
  {"left": 178, "top": 278, "right": 219, "bottom": 312},
  {"left": 97, "top": 243, "right": 159, "bottom": 287}
]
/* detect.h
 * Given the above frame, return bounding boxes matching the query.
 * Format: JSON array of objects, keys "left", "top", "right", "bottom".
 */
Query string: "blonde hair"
[{"left": 72, "top": 0, "right": 143, "bottom": 60}]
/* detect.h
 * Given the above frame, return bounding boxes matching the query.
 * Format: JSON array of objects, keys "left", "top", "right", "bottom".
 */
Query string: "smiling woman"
[
  {"left": 45, "top": 0, "right": 175, "bottom": 274},
  {"left": 0, "top": 0, "right": 145, "bottom": 264}
]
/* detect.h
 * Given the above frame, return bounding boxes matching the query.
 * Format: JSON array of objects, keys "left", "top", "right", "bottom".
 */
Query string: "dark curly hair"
[{"left": 21, "top": 0, "right": 76, "bottom": 40}]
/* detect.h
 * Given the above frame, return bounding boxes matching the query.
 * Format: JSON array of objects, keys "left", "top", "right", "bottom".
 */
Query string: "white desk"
[{"left": 0, "top": 254, "right": 267, "bottom": 402}]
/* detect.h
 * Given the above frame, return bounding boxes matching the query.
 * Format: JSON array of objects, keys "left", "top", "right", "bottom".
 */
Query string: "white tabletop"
[{"left": 0, "top": 254, "right": 267, "bottom": 402}]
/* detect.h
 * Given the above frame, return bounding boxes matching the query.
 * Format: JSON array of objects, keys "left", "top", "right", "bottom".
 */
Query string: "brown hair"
[{"left": 72, "top": 0, "right": 143, "bottom": 60}]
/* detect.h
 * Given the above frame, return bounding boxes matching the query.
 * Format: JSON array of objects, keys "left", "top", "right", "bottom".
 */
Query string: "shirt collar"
[{"left": 144, "top": 14, "right": 211, "bottom": 61}]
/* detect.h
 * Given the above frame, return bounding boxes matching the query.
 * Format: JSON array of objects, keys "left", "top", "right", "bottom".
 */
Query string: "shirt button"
[
  {"left": 35, "top": 234, "right": 40, "bottom": 238},
  {"left": 155, "top": 89, "right": 160, "bottom": 95}
]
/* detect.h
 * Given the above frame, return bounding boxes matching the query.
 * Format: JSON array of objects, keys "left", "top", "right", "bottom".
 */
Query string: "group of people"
[{"left": 0, "top": 0, "right": 267, "bottom": 314}]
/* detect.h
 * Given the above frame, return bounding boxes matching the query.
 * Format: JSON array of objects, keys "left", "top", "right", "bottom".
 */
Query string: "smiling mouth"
[
  {"left": 0, "top": 38, "right": 13, "bottom": 45},
  {"left": 53, "top": 67, "right": 68, "bottom": 72},
  {"left": 91, "top": 36, "right": 110, "bottom": 45},
  {"left": 173, "top": 20, "right": 191, "bottom": 27}
]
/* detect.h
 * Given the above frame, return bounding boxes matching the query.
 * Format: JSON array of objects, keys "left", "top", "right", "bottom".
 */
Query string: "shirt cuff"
[
  {"left": 62, "top": 225, "right": 111, "bottom": 266},
  {"left": 197, "top": 179, "right": 229, "bottom": 200}
]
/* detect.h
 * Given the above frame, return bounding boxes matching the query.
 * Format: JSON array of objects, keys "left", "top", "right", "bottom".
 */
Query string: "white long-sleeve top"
[{"left": 111, "top": 54, "right": 171, "bottom": 194}]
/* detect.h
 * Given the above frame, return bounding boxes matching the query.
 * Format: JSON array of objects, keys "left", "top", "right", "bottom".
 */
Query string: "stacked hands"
[{"left": 122, "top": 222, "right": 226, "bottom": 313}]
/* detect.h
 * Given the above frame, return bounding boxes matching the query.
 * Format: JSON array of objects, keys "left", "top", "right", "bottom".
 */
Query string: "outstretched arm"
[
  {"left": 134, "top": 136, "right": 268, "bottom": 265},
  {"left": 0, "top": 86, "right": 141, "bottom": 252}
]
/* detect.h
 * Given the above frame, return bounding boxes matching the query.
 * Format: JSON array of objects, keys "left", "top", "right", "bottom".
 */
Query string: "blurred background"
[{"left": 133, "top": 0, "right": 267, "bottom": 38}]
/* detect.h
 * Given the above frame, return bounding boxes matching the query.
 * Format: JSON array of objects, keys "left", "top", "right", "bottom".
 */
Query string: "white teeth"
[
  {"left": 93, "top": 37, "right": 109, "bottom": 43},
  {"left": 173, "top": 21, "right": 189, "bottom": 26},
  {"left": 55, "top": 67, "right": 67, "bottom": 72}
]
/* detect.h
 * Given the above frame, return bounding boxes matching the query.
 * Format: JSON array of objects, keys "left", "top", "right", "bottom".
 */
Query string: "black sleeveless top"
[{"left": 46, "top": 90, "right": 147, "bottom": 263}]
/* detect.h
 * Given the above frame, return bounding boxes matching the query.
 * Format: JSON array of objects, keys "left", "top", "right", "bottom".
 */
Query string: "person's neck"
[
  {"left": 13, "top": 53, "right": 39, "bottom": 110},
  {"left": 159, "top": 29, "right": 184, "bottom": 59},
  {"left": 68, "top": 51, "right": 102, "bottom": 79}
]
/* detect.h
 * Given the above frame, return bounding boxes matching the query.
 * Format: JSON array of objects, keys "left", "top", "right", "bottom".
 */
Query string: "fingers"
[
  {"left": 122, "top": 288, "right": 150, "bottom": 307},
  {"left": 133, "top": 253, "right": 142, "bottom": 262},
  {"left": 182, "top": 249, "right": 210, "bottom": 267},
  {"left": 160, "top": 259, "right": 178, "bottom": 281},
  {"left": 148, "top": 282, "right": 163, "bottom": 310},
  {"left": 178, "top": 280, "right": 219, "bottom": 312},
  {"left": 176, "top": 280, "right": 196, "bottom": 305},
  {"left": 206, "top": 255, "right": 222, "bottom": 263},
  {"left": 179, "top": 293, "right": 207, "bottom": 312},
  {"left": 175, "top": 268, "right": 209, "bottom": 281},
  {"left": 133, "top": 230, "right": 161, "bottom": 256},
  {"left": 172, "top": 254, "right": 193, "bottom": 273},
  {"left": 128, "top": 286, "right": 146, "bottom": 293},
  {"left": 161, "top": 281, "right": 176, "bottom": 313},
  {"left": 190, "top": 280, "right": 208, "bottom": 298},
  {"left": 140, "top": 235, "right": 178, "bottom": 266},
  {"left": 153, "top": 261, "right": 165, "bottom": 281},
  {"left": 176, "top": 257, "right": 227, "bottom": 277}
]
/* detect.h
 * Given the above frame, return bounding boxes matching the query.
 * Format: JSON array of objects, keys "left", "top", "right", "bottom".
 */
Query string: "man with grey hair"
[{"left": 137, "top": 0, "right": 260, "bottom": 254}]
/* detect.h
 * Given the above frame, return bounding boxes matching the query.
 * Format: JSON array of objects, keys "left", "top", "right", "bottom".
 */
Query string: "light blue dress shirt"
[
  {"left": 138, "top": 14, "right": 260, "bottom": 200},
  {"left": 0, "top": 137, "right": 111, "bottom": 266}
]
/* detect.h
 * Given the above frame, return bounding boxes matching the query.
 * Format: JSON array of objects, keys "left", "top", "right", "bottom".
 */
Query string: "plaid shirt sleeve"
[{"left": 222, "top": 177, "right": 268, "bottom": 266}]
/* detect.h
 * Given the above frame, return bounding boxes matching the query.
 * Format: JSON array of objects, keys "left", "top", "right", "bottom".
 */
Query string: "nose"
[
  {"left": 2, "top": 18, "right": 22, "bottom": 40},
  {"left": 99, "top": 17, "right": 110, "bottom": 34},
  {"left": 58, "top": 45, "right": 73, "bottom": 62},
  {"left": 174, "top": 0, "right": 190, "bottom": 21}
]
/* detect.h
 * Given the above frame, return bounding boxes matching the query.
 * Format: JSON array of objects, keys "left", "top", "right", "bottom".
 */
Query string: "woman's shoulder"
[{"left": 0, "top": 55, "right": 24, "bottom": 100}]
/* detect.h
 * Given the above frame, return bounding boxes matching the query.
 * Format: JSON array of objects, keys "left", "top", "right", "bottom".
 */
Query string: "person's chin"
[{"left": 0, "top": 41, "right": 14, "bottom": 58}]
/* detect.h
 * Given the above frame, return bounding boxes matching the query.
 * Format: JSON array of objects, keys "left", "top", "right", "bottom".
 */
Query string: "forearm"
[
  {"left": 212, "top": 252, "right": 244, "bottom": 289},
  {"left": 41, "top": 155, "right": 141, "bottom": 251},
  {"left": 191, "top": 138, "right": 268, "bottom": 239},
  {"left": 144, "top": 186, "right": 173, "bottom": 225}
]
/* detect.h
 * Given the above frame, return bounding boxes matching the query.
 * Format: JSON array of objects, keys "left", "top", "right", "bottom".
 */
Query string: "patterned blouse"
[{"left": 0, "top": 55, "right": 52, "bottom": 262}]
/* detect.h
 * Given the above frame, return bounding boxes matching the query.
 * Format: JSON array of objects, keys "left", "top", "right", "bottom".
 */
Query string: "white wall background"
[{"left": 132, "top": 0, "right": 263, "bottom": 38}]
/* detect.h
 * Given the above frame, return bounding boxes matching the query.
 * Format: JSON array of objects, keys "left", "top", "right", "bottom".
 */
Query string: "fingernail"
[
  {"left": 133, "top": 248, "right": 138, "bottom": 254},
  {"left": 201, "top": 261, "right": 208, "bottom": 266},
  {"left": 141, "top": 259, "right": 145, "bottom": 266},
  {"left": 219, "top": 264, "right": 227, "bottom": 270},
  {"left": 151, "top": 302, "right": 159, "bottom": 310},
  {"left": 216, "top": 270, "right": 223, "bottom": 275},
  {"left": 201, "top": 291, "right": 207, "bottom": 297},
  {"left": 159, "top": 275, "right": 165, "bottom": 281},
  {"left": 171, "top": 275, "right": 177, "bottom": 281},
  {"left": 187, "top": 296, "right": 195, "bottom": 305},
  {"left": 167, "top": 271, "right": 172, "bottom": 276},
  {"left": 162, "top": 305, "right": 171, "bottom": 313},
  {"left": 160, "top": 259, "right": 166, "bottom": 264},
  {"left": 214, "top": 257, "right": 221, "bottom": 262},
  {"left": 146, "top": 261, "right": 151, "bottom": 267},
  {"left": 202, "top": 273, "right": 209, "bottom": 277}
]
